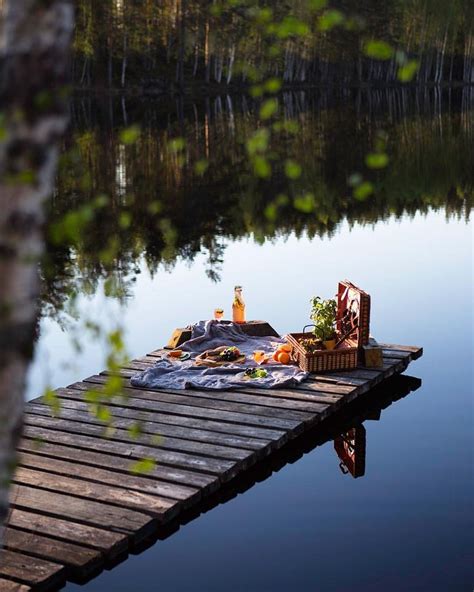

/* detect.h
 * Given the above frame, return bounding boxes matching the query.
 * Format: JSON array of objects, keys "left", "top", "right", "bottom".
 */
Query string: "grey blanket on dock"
[{"left": 130, "top": 320, "right": 308, "bottom": 390}]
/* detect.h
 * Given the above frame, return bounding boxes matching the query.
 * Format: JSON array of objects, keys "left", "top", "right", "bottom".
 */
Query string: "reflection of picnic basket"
[{"left": 287, "top": 280, "right": 370, "bottom": 373}]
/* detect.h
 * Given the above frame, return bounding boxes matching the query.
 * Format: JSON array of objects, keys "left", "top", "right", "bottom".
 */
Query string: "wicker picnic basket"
[{"left": 287, "top": 280, "right": 371, "bottom": 373}]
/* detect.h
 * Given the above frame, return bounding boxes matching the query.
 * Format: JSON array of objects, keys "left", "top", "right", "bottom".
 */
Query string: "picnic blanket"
[{"left": 130, "top": 320, "right": 308, "bottom": 390}]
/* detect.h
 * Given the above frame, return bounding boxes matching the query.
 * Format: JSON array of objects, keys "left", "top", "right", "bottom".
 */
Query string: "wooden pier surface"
[{"left": 2, "top": 342, "right": 422, "bottom": 591}]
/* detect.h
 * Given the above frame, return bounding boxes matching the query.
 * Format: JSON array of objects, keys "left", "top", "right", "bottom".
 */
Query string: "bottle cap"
[{"left": 234, "top": 285, "right": 242, "bottom": 290}]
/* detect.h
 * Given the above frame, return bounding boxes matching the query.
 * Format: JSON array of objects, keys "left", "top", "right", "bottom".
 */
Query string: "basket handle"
[
  {"left": 302, "top": 324, "right": 315, "bottom": 333},
  {"left": 339, "top": 461, "right": 349, "bottom": 475}
]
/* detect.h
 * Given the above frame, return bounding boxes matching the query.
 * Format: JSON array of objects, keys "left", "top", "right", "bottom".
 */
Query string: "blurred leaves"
[
  {"left": 318, "top": 9, "right": 344, "bottom": 31},
  {"left": 365, "top": 153, "right": 389, "bottom": 169},
  {"left": 43, "top": 387, "right": 61, "bottom": 417},
  {"left": 285, "top": 160, "right": 302, "bottom": 180},
  {"left": 294, "top": 193, "right": 316, "bottom": 213},
  {"left": 354, "top": 181, "right": 374, "bottom": 200},
  {"left": 130, "top": 457, "right": 156, "bottom": 475},
  {"left": 119, "top": 125, "right": 140, "bottom": 145},
  {"left": 363, "top": 40, "right": 394, "bottom": 60},
  {"left": 259, "top": 98, "right": 278, "bottom": 120},
  {"left": 398, "top": 60, "right": 419, "bottom": 82},
  {"left": 246, "top": 128, "right": 270, "bottom": 155}
]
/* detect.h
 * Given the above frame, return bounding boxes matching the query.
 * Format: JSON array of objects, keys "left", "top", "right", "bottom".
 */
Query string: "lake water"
[{"left": 26, "top": 90, "right": 473, "bottom": 591}]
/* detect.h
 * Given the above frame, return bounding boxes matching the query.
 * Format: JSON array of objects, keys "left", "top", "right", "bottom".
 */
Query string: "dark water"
[{"left": 27, "top": 89, "right": 472, "bottom": 591}]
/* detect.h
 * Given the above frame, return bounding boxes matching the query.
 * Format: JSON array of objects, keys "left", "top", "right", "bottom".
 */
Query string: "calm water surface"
[{"left": 26, "top": 92, "right": 473, "bottom": 591}]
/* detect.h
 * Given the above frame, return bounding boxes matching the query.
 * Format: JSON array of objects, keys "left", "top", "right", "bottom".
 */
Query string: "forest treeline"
[{"left": 72, "top": 0, "right": 474, "bottom": 90}]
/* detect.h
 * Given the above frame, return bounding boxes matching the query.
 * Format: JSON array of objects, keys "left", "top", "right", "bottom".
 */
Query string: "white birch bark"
[{"left": 0, "top": 0, "right": 74, "bottom": 542}]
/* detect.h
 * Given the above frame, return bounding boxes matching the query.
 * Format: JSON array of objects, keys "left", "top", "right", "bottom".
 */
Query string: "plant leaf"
[
  {"left": 365, "top": 153, "right": 389, "bottom": 169},
  {"left": 364, "top": 40, "right": 394, "bottom": 60}
]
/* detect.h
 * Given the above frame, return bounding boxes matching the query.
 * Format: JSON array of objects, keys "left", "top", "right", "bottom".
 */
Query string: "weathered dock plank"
[
  {"left": 9, "top": 485, "right": 156, "bottom": 543},
  {"left": 55, "top": 384, "right": 306, "bottom": 433},
  {"left": 9, "top": 342, "right": 422, "bottom": 591},
  {"left": 0, "top": 578, "right": 32, "bottom": 592},
  {"left": 17, "top": 439, "right": 219, "bottom": 492},
  {"left": 12, "top": 467, "right": 179, "bottom": 521},
  {"left": 22, "top": 414, "right": 253, "bottom": 463},
  {"left": 5, "top": 509, "right": 127, "bottom": 559},
  {"left": 28, "top": 396, "right": 287, "bottom": 445},
  {"left": 0, "top": 549, "right": 65, "bottom": 592},
  {"left": 21, "top": 425, "right": 240, "bottom": 479},
  {"left": 3, "top": 527, "right": 102, "bottom": 581},
  {"left": 17, "top": 451, "right": 200, "bottom": 505},
  {"left": 25, "top": 402, "right": 272, "bottom": 453}
]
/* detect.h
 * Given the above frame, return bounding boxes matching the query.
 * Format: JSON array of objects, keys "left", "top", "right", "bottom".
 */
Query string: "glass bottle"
[{"left": 232, "top": 285, "right": 246, "bottom": 324}]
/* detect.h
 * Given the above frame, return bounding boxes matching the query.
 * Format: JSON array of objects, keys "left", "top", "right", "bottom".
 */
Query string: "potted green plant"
[{"left": 310, "top": 296, "right": 337, "bottom": 350}]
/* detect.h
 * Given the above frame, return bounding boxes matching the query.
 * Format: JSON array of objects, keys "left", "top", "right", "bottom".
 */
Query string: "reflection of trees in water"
[{"left": 43, "top": 90, "right": 473, "bottom": 318}]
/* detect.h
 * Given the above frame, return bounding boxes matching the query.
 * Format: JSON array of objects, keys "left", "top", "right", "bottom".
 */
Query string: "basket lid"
[{"left": 336, "top": 280, "right": 371, "bottom": 347}]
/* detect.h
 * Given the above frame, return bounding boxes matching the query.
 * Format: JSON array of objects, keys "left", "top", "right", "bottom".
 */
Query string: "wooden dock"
[{"left": 1, "top": 342, "right": 422, "bottom": 591}]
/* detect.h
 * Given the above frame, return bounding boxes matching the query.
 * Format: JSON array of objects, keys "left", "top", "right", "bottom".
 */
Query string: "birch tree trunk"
[
  {"left": 121, "top": 32, "right": 128, "bottom": 88},
  {"left": 0, "top": 0, "right": 74, "bottom": 541}
]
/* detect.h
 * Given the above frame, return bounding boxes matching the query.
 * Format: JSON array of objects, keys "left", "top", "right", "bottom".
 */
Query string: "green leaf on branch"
[
  {"left": 119, "top": 125, "right": 140, "bottom": 145},
  {"left": 130, "top": 458, "right": 156, "bottom": 475},
  {"left": 364, "top": 40, "right": 394, "bottom": 60},
  {"left": 255, "top": 7, "right": 273, "bottom": 23},
  {"left": 264, "top": 78, "right": 282, "bottom": 93},
  {"left": 119, "top": 212, "right": 131, "bottom": 229},
  {"left": 264, "top": 203, "right": 278, "bottom": 222},
  {"left": 168, "top": 137, "right": 186, "bottom": 153},
  {"left": 246, "top": 128, "right": 270, "bottom": 155},
  {"left": 84, "top": 389, "right": 101, "bottom": 404},
  {"left": 253, "top": 155, "right": 271, "bottom": 178},
  {"left": 250, "top": 85, "right": 263, "bottom": 98},
  {"left": 95, "top": 405, "right": 112, "bottom": 423},
  {"left": 294, "top": 193, "right": 316, "bottom": 213},
  {"left": 194, "top": 159, "right": 209, "bottom": 176},
  {"left": 285, "top": 160, "right": 302, "bottom": 179},
  {"left": 354, "top": 181, "right": 374, "bottom": 200},
  {"left": 309, "top": 0, "right": 328, "bottom": 11},
  {"left": 276, "top": 16, "right": 310, "bottom": 38},
  {"left": 127, "top": 422, "right": 143, "bottom": 439},
  {"left": 398, "top": 60, "right": 419, "bottom": 82},
  {"left": 318, "top": 10, "right": 344, "bottom": 31},
  {"left": 365, "top": 153, "right": 389, "bottom": 169},
  {"left": 43, "top": 387, "right": 61, "bottom": 417},
  {"left": 260, "top": 98, "right": 278, "bottom": 120},
  {"left": 276, "top": 193, "right": 289, "bottom": 206},
  {"left": 148, "top": 201, "right": 162, "bottom": 215},
  {"left": 104, "top": 374, "right": 123, "bottom": 398}
]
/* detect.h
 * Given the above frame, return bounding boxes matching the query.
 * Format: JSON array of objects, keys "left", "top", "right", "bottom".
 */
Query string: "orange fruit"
[
  {"left": 277, "top": 351, "right": 290, "bottom": 364},
  {"left": 272, "top": 351, "right": 280, "bottom": 362},
  {"left": 280, "top": 343, "right": 292, "bottom": 353}
]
